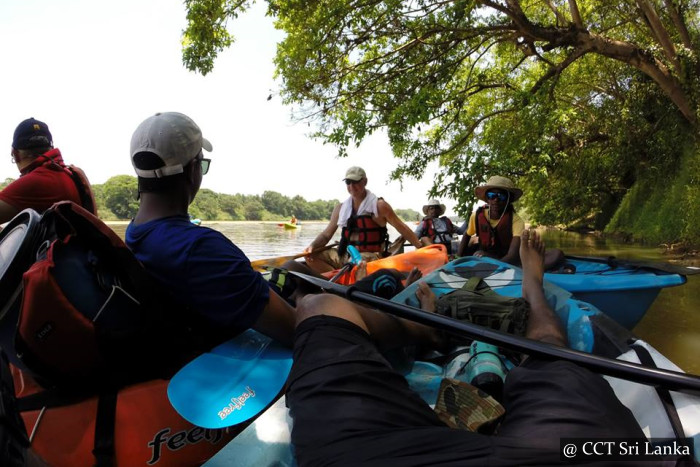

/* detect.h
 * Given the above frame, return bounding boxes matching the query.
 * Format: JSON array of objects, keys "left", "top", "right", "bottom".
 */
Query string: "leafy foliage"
[
  {"left": 181, "top": 0, "right": 700, "bottom": 234},
  {"left": 102, "top": 175, "right": 139, "bottom": 219}
]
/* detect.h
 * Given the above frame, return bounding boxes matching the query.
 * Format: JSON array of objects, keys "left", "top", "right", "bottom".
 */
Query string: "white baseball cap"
[{"left": 130, "top": 112, "right": 212, "bottom": 178}]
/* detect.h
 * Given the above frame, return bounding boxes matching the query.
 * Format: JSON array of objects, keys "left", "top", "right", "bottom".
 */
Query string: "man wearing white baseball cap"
[
  {"left": 304, "top": 166, "right": 422, "bottom": 273},
  {"left": 126, "top": 112, "right": 296, "bottom": 347}
]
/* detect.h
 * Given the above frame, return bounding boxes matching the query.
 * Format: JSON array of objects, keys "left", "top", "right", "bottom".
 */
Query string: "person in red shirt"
[{"left": 0, "top": 118, "right": 95, "bottom": 224}]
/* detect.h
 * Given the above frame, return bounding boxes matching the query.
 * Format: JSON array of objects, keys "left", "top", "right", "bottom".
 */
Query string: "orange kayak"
[
  {"left": 322, "top": 244, "right": 448, "bottom": 285},
  {"left": 13, "top": 366, "right": 241, "bottom": 466}
]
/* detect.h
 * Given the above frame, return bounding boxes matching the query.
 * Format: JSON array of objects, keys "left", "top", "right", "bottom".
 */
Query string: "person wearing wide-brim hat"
[
  {"left": 415, "top": 199, "right": 457, "bottom": 253},
  {"left": 458, "top": 175, "right": 565, "bottom": 270},
  {"left": 474, "top": 175, "right": 523, "bottom": 203}
]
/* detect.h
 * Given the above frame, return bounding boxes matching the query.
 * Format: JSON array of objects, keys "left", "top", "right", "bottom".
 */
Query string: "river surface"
[{"left": 110, "top": 221, "right": 699, "bottom": 374}]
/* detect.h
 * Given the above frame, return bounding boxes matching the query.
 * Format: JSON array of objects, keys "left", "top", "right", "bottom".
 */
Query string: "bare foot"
[
  {"left": 405, "top": 267, "right": 423, "bottom": 287},
  {"left": 416, "top": 282, "right": 436, "bottom": 313},
  {"left": 520, "top": 229, "right": 567, "bottom": 346},
  {"left": 354, "top": 261, "right": 368, "bottom": 281},
  {"left": 519, "top": 229, "right": 545, "bottom": 305}
]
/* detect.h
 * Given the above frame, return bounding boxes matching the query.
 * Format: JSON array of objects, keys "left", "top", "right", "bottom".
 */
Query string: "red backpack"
[{"left": 0, "top": 202, "right": 207, "bottom": 390}]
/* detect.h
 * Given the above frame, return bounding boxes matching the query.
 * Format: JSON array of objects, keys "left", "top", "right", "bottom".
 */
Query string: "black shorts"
[{"left": 286, "top": 315, "right": 648, "bottom": 467}]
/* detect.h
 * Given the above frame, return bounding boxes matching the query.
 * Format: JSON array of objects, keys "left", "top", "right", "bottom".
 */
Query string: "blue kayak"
[
  {"left": 392, "top": 256, "right": 700, "bottom": 461},
  {"left": 544, "top": 256, "right": 689, "bottom": 329},
  {"left": 207, "top": 260, "right": 699, "bottom": 465}
]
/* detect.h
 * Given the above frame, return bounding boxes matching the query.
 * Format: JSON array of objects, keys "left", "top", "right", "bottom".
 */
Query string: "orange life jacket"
[
  {"left": 475, "top": 206, "right": 513, "bottom": 258},
  {"left": 339, "top": 214, "right": 389, "bottom": 255}
]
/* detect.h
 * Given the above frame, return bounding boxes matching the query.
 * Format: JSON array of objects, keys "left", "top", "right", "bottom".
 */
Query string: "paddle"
[
  {"left": 250, "top": 242, "right": 339, "bottom": 272},
  {"left": 289, "top": 271, "right": 700, "bottom": 396},
  {"left": 167, "top": 329, "right": 293, "bottom": 429}
]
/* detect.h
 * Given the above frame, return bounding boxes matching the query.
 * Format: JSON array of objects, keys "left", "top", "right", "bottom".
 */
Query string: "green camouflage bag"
[
  {"left": 436, "top": 276, "right": 530, "bottom": 336},
  {"left": 433, "top": 378, "right": 505, "bottom": 434}
]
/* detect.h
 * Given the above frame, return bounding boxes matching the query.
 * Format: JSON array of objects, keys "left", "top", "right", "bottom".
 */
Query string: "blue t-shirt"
[{"left": 125, "top": 215, "right": 269, "bottom": 332}]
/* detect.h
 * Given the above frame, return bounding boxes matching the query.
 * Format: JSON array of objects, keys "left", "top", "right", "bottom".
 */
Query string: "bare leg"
[
  {"left": 543, "top": 248, "right": 566, "bottom": 271},
  {"left": 520, "top": 229, "right": 567, "bottom": 346},
  {"left": 304, "top": 255, "right": 336, "bottom": 274},
  {"left": 296, "top": 289, "right": 442, "bottom": 351},
  {"left": 354, "top": 261, "right": 368, "bottom": 281}
]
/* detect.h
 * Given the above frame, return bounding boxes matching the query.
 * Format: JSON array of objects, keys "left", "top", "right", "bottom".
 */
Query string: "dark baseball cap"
[{"left": 12, "top": 118, "right": 53, "bottom": 149}]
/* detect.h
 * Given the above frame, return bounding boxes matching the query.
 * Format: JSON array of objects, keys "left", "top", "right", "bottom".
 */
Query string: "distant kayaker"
[
  {"left": 458, "top": 175, "right": 565, "bottom": 270},
  {"left": 125, "top": 112, "right": 296, "bottom": 347},
  {"left": 286, "top": 230, "right": 647, "bottom": 465},
  {"left": 414, "top": 198, "right": 457, "bottom": 253},
  {"left": 290, "top": 215, "right": 297, "bottom": 225},
  {"left": 303, "top": 166, "right": 422, "bottom": 273},
  {"left": 0, "top": 118, "right": 96, "bottom": 224}
]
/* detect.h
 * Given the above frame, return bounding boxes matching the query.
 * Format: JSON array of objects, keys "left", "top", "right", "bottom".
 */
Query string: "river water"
[{"left": 110, "top": 221, "right": 699, "bottom": 374}]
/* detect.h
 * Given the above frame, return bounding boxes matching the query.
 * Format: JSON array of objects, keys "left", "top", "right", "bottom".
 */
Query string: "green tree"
[
  {"left": 395, "top": 208, "right": 421, "bottom": 222},
  {"left": 261, "top": 190, "right": 291, "bottom": 216},
  {"left": 181, "top": 0, "right": 700, "bottom": 228},
  {"left": 102, "top": 175, "right": 139, "bottom": 219},
  {"left": 219, "top": 193, "right": 244, "bottom": 219},
  {"left": 191, "top": 189, "right": 222, "bottom": 220},
  {"left": 243, "top": 197, "right": 266, "bottom": 220}
]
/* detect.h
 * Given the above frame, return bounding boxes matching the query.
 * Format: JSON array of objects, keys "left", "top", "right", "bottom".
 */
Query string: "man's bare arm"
[
  {"left": 378, "top": 200, "right": 422, "bottom": 248},
  {"left": 252, "top": 289, "right": 297, "bottom": 347},
  {"left": 500, "top": 235, "right": 522, "bottom": 265},
  {"left": 305, "top": 204, "right": 340, "bottom": 253}
]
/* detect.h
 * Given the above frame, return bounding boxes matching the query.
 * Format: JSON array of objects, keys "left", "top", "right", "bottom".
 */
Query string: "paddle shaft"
[
  {"left": 290, "top": 272, "right": 700, "bottom": 396},
  {"left": 251, "top": 242, "right": 338, "bottom": 271}
]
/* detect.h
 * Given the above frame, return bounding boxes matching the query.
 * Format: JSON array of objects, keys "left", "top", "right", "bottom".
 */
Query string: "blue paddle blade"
[{"left": 168, "top": 329, "right": 293, "bottom": 429}]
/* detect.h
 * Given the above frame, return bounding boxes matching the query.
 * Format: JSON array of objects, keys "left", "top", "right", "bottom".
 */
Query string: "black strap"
[
  {"left": 92, "top": 389, "right": 118, "bottom": 467},
  {"left": 630, "top": 345, "right": 686, "bottom": 439},
  {"left": 17, "top": 389, "right": 91, "bottom": 412}
]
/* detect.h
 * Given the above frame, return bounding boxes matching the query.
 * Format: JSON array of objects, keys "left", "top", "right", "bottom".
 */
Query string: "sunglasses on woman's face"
[{"left": 486, "top": 191, "right": 509, "bottom": 202}]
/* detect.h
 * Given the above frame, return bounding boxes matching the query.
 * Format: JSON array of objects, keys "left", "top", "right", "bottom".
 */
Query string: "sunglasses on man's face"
[
  {"left": 200, "top": 158, "right": 211, "bottom": 175},
  {"left": 486, "top": 191, "right": 509, "bottom": 202},
  {"left": 345, "top": 179, "right": 361, "bottom": 185}
]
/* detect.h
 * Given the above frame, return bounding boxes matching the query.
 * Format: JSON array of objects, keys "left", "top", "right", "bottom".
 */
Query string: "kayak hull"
[
  {"left": 14, "top": 367, "right": 240, "bottom": 467},
  {"left": 393, "top": 256, "right": 700, "bottom": 461},
  {"left": 544, "top": 257, "right": 687, "bottom": 329},
  {"left": 210, "top": 256, "right": 700, "bottom": 465}
]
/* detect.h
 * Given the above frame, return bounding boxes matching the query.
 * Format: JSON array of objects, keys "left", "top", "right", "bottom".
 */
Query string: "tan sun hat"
[
  {"left": 474, "top": 175, "right": 523, "bottom": 202},
  {"left": 423, "top": 199, "right": 446, "bottom": 216},
  {"left": 343, "top": 166, "right": 366, "bottom": 181}
]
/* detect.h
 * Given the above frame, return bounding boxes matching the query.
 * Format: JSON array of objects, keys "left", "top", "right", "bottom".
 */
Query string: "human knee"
[{"left": 295, "top": 294, "right": 368, "bottom": 332}]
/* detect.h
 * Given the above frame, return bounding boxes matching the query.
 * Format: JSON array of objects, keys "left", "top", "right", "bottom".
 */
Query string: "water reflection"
[{"left": 109, "top": 222, "right": 698, "bottom": 374}]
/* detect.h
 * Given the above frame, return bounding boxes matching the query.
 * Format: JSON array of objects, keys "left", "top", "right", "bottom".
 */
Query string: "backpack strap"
[{"left": 92, "top": 389, "right": 118, "bottom": 467}]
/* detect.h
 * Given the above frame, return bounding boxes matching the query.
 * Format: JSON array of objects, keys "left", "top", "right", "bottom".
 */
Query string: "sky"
[{"left": 0, "top": 0, "right": 459, "bottom": 216}]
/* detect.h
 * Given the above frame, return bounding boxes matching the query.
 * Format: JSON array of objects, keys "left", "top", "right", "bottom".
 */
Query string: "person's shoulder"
[{"left": 376, "top": 197, "right": 392, "bottom": 210}]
